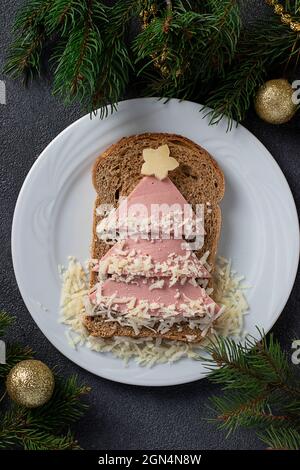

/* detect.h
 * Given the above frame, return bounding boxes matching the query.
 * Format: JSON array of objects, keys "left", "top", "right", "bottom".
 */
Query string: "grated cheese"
[
  {"left": 96, "top": 250, "right": 209, "bottom": 285},
  {"left": 213, "top": 257, "right": 249, "bottom": 338},
  {"left": 149, "top": 279, "right": 165, "bottom": 290},
  {"left": 96, "top": 209, "right": 203, "bottom": 244},
  {"left": 59, "top": 256, "right": 249, "bottom": 366}
]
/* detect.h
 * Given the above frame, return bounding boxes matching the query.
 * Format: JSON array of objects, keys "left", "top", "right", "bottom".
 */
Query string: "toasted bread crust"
[{"left": 84, "top": 133, "right": 225, "bottom": 342}]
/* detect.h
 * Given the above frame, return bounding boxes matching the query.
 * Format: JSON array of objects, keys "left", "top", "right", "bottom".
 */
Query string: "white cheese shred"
[{"left": 59, "top": 256, "right": 249, "bottom": 367}]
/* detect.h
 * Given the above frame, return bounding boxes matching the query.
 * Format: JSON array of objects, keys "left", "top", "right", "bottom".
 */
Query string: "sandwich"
[{"left": 83, "top": 133, "right": 225, "bottom": 343}]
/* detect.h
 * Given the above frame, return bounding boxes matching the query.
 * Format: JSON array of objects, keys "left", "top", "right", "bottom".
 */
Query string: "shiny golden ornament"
[
  {"left": 254, "top": 79, "right": 297, "bottom": 124},
  {"left": 6, "top": 360, "right": 55, "bottom": 408}
]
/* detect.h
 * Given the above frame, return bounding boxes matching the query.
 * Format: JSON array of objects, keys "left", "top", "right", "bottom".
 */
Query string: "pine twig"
[
  {"left": 3, "top": 0, "right": 53, "bottom": 83},
  {"left": 0, "top": 313, "right": 33, "bottom": 379},
  {"left": 3, "top": 1, "right": 300, "bottom": 125},
  {"left": 259, "top": 427, "right": 300, "bottom": 451},
  {"left": 0, "top": 313, "right": 90, "bottom": 450},
  {"left": 0, "top": 344, "right": 33, "bottom": 379},
  {"left": 0, "top": 312, "right": 14, "bottom": 337},
  {"left": 203, "top": 330, "right": 300, "bottom": 449},
  {"left": 134, "top": 0, "right": 240, "bottom": 101},
  {"left": 90, "top": 0, "right": 140, "bottom": 116},
  {"left": 0, "top": 375, "right": 90, "bottom": 450},
  {"left": 203, "top": 14, "right": 300, "bottom": 128}
]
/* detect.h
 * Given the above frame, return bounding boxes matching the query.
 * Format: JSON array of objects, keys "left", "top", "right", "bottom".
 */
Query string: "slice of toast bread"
[{"left": 84, "top": 133, "right": 225, "bottom": 342}]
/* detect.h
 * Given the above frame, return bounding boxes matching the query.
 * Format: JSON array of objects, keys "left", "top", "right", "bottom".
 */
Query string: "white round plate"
[{"left": 12, "top": 98, "right": 299, "bottom": 386}]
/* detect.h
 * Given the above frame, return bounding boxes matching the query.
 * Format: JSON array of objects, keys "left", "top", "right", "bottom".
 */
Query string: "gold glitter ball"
[
  {"left": 6, "top": 360, "right": 55, "bottom": 408},
  {"left": 254, "top": 79, "right": 297, "bottom": 124}
]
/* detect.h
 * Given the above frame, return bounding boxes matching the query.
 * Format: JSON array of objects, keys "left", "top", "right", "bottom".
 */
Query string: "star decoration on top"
[{"left": 141, "top": 144, "right": 179, "bottom": 180}]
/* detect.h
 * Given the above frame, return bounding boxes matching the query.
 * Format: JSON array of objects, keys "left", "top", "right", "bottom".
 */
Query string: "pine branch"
[
  {"left": 90, "top": 0, "right": 140, "bottom": 116},
  {"left": 0, "top": 407, "right": 26, "bottom": 449},
  {"left": 52, "top": 16, "right": 104, "bottom": 104},
  {"left": 204, "top": 330, "right": 300, "bottom": 449},
  {"left": 283, "top": 399, "right": 300, "bottom": 416},
  {"left": 25, "top": 375, "right": 90, "bottom": 431},
  {"left": 52, "top": 0, "right": 137, "bottom": 114},
  {"left": 203, "top": 55, "right": 266, "bottom": 130},
  {"left": 0, "top": 375, "right": 89, "bottom": 450},
  {"left": 4, "top": 0, "right": 300, "bottom": 124},
  {"left": 281, "top": 1, "right": 300, "bottom": 16},
  {"left": 0, "top": 344, "right": 33, "bottom": 379},
  {"left": 0, "top": 313, "right": 33, "bottom": 378},
  {"left": 0, "top": 313, "right": 90, "bottom": 450},
  {"left": 44, "top": 0, "right": 89, "bottom": 35},
  {"left": 203, "top": 331, "right": 296, "bottom": 395},
  {"left": 254, "top": 334, "right": 295, "bottom": 393},
  {"left": 3, "top": 28, "right": 47, "bottom": 84},
  {"left": 199, "top": 0, "right": 241, "bottom": 81},
  {"left": 259, "top": 427, "right": 300, "bottom": 451},
  {"left": 112, "top": 0, "right": 143, "bottom": 29},
  {"left": 0, "top": 406, "right": 81, "bottom": 450},
  {"left": 3, "top": 0, "right": 53, "bottom": 83},
  {"left": 134, "top": 10, "right": 217, "bottom": 98},
  {"left": 0, "top": 312, "right": 14, "bottom": 338},
  {"left": 202, "top": 333, "right": 271, "bottom": 393},
  {"left": 210, "top": 390, "right": 298, "bottom": 435},
  {"left": 210, "top": 391, "right": 270, "bottom": 434},
  {"left": 134, "top": 0, "right": 240, "bottom": 102},
  {"left": 22, "top": 429, "right": 80, "bottom": 450},
  {"left": 203, "top": 17, "right": 300, "bottom": 128},
  {"left": 12, "top": 0, "right": 53, "bottom": 32}
]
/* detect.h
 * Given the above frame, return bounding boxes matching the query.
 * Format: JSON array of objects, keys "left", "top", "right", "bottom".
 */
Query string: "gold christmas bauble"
[
  {"left": 6, "top": 360, "right": 55, "bottom": 408},
  {"left": 254, "top": 79, "right": 297, "bottom": 124}
]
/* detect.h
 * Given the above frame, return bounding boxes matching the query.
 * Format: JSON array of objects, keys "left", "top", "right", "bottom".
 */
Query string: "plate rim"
[{"left": 11, "top": 97, "right": 300, "bottom": 386}]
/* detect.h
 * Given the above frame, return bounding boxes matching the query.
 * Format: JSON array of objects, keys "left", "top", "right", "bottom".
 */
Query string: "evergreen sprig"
[
  {"left": 4, "top": 0, "right": 52, "bottom": 83},
  {"left": 88, "top": 0, "right": 139, "bottom": 117},
  {"left": 0, "top": 312, "right": 33, "bottom": 378},
  {"left": 205, "top": 17, "right": 300, "bottom": 128},
  {"left": 203, "top": 330, "right": 300, "bottom": 450},
  {"left": 0, "top": 312, "right": 14, "bottom": 337},
  {"left": 0, "top": 343, "right": 33, "bottom": 379},
  {"left": 0, "top": 312, "right": 90, "bottom": 450},
  {"left": 259, "top": 427, "right": 300, "bottom": 450},
  {"left": 134, "top": 0, "right": 240, "bottom": 99},
  {"left": 3, "top": 0, "right": 300, "bottom": 126}
]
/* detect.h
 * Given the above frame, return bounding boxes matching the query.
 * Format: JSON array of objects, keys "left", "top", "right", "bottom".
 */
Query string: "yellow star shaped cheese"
[{"left": 141, "top": 144, "right": 179, "bottom": 180}]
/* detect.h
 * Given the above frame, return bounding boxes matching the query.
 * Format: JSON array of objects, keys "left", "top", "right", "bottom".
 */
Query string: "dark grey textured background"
[{"left": 0, "top": 0, "right": 299, "bottom": 450}]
